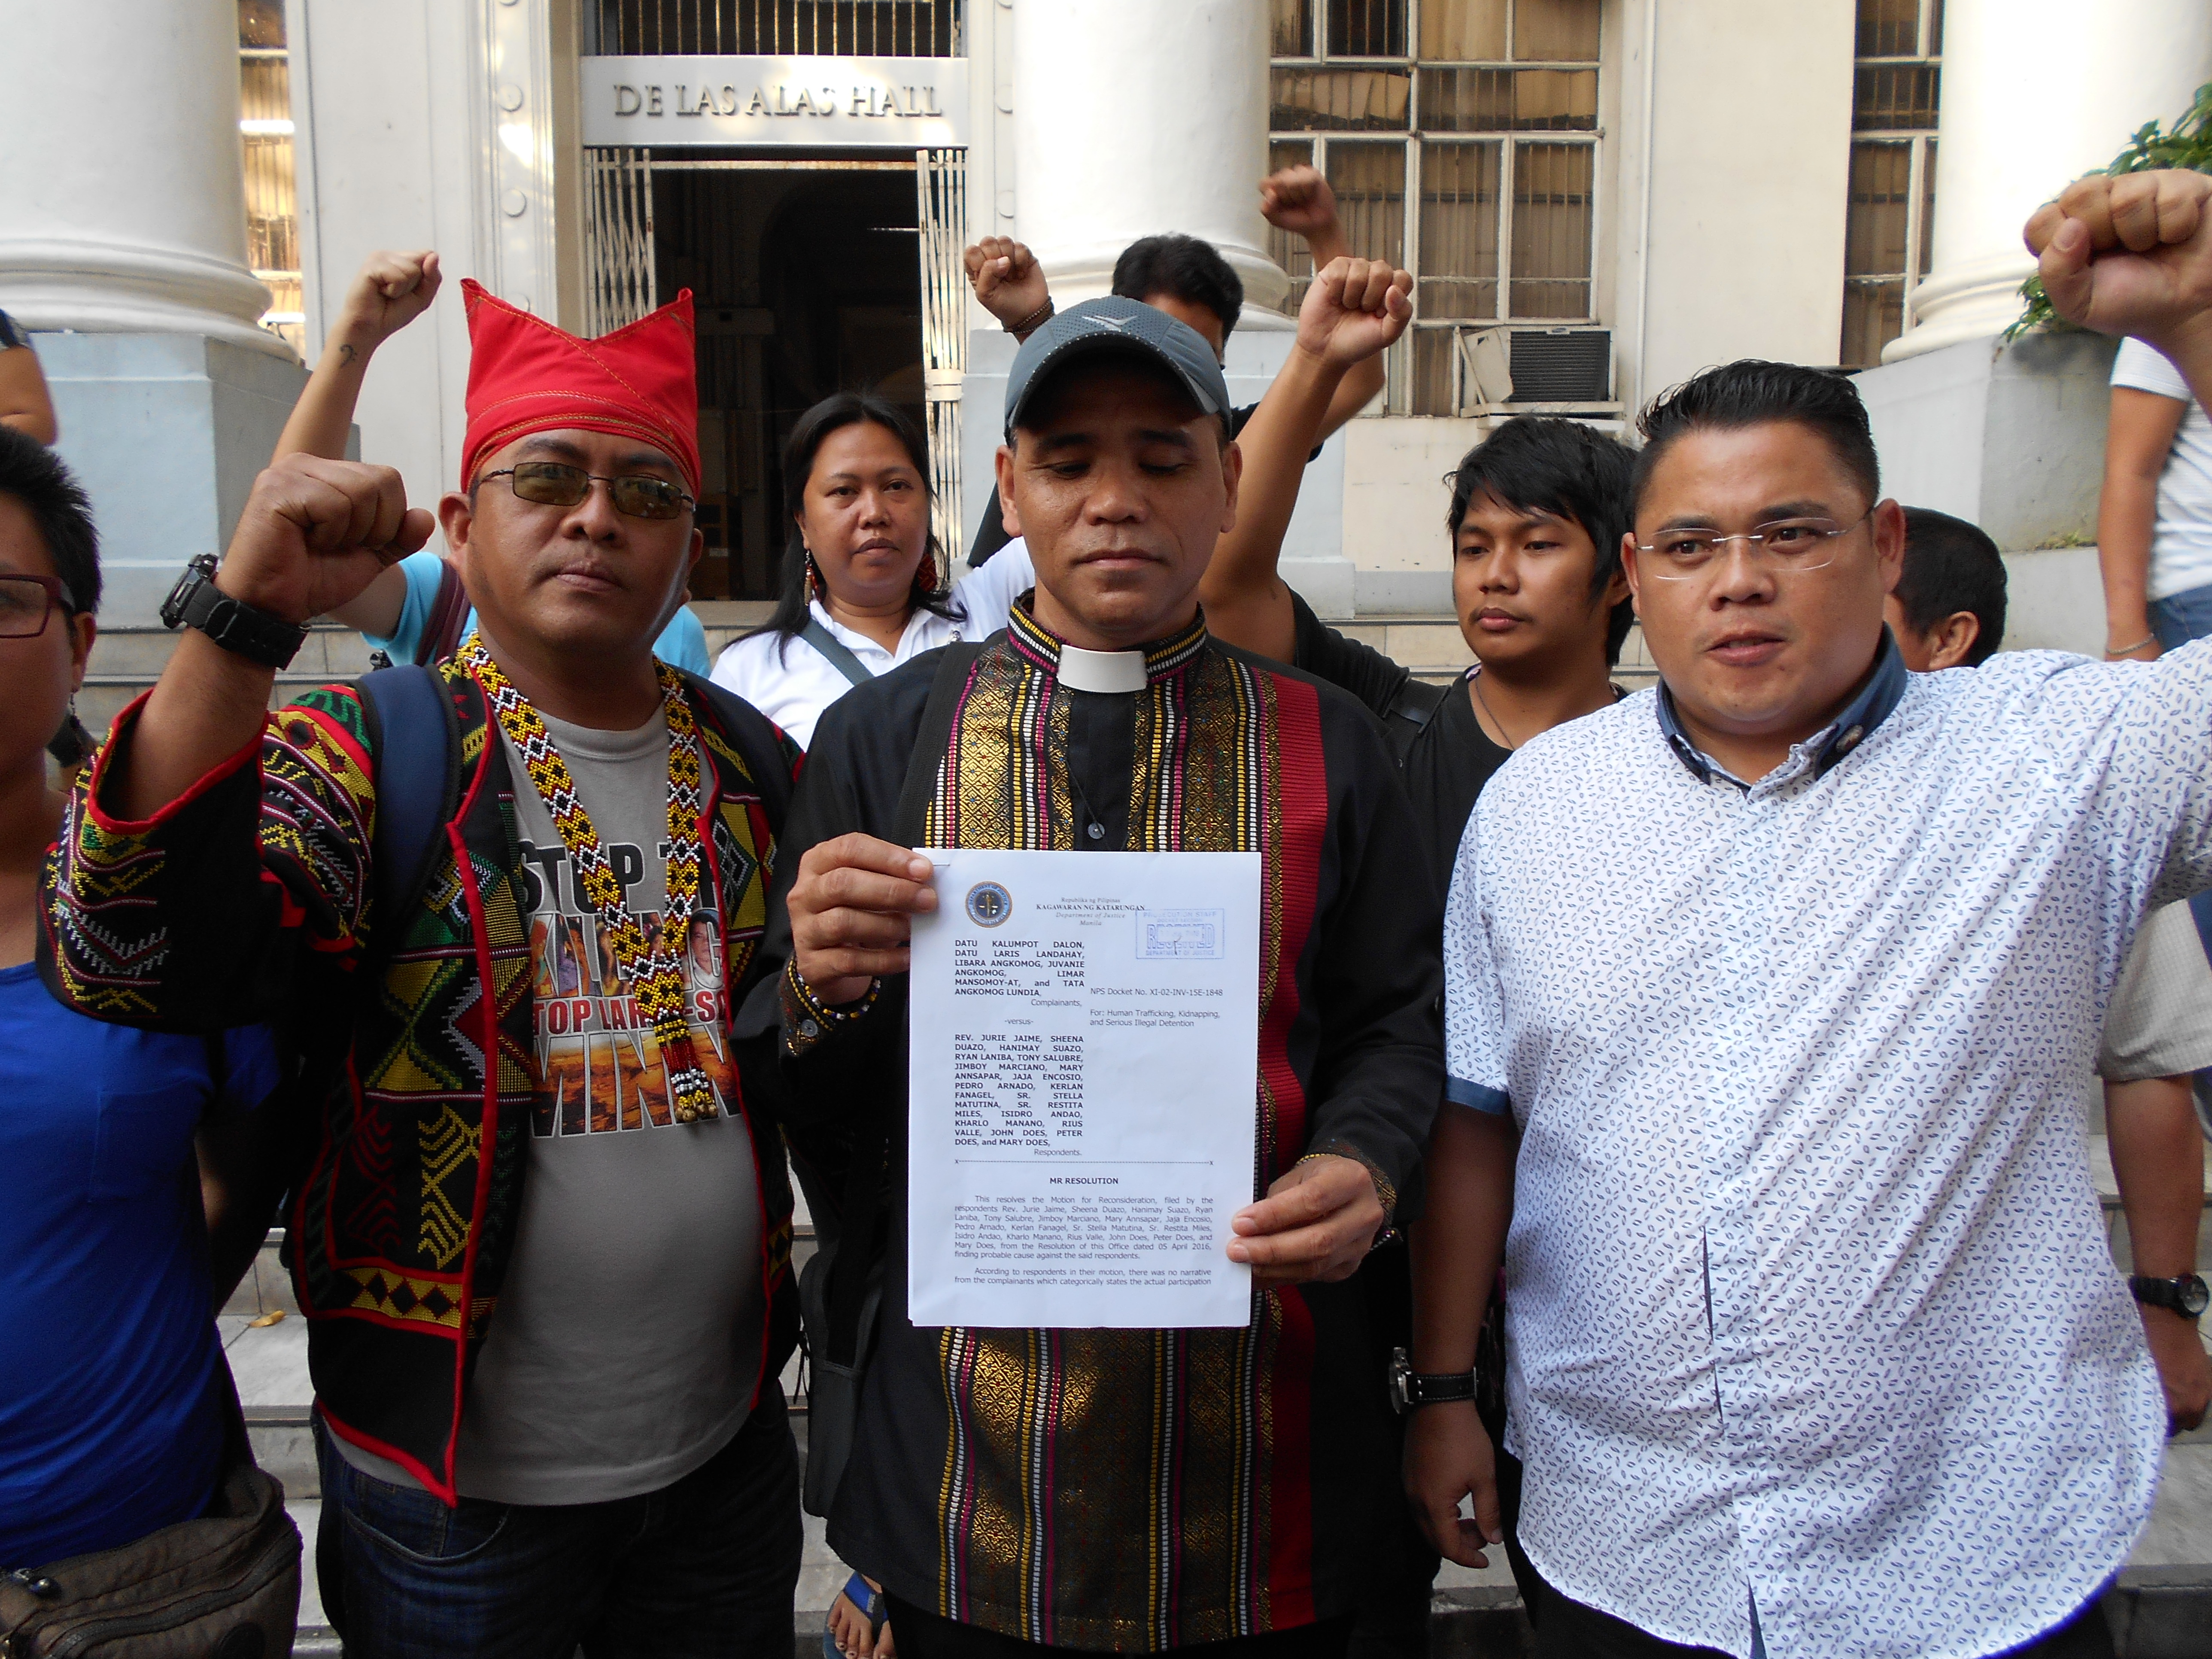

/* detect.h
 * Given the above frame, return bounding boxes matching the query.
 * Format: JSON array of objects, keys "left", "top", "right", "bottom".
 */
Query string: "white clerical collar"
[{"left": 1056, "top": 642, "right": 1149, "bottom": 694}]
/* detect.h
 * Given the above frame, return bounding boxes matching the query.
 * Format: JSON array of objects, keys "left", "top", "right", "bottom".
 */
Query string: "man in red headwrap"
[{"left": 42, "top": 281, "right": 809, "bottom": 1658}]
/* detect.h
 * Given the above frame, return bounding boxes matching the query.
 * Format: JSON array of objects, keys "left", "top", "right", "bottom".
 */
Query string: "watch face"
[
  {"left": 160, "top": 556, "right": 216, "bottom": 629},
  {"left": 159, "top": 569, "right": 198, "bottom": 628},
  {"left": 2184, "top": 1277, "right": 2209, "bottom": 1318},
  {"left": 1387, "top": 1348, "right": 1413, "bottom": 1415}
]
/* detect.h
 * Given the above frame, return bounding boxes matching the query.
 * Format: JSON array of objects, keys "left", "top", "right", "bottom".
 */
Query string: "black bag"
[
  {"left": 798, "top": 644, "right": 979, "bottom": 1519},
  {"left": 0, "top": 1469, "right": 300, "bottom": 1659},
  {"left": 0, "top": 1369, "right": 300, "bottom": 1659}
]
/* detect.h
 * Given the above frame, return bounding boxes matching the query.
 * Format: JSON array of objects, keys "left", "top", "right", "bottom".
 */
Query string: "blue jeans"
[
  {"left": 2151, "top": 582, "right": 2212, "bottom": 967},
  {"left": 314, "top": 1384, "right": 801, "bottom": 1659}
]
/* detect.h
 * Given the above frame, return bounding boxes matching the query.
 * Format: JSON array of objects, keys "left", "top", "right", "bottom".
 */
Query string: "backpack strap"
[
  {"left": 822, "top": 643, "right": 983, "bottom": 1365},
  {"left": 356, "top": 664, "right": 465, "bottom": 952},
  {"left": 1381, "top": 674, "right": 1450, "bottom": 762},
  {"left": 799, "top": 616, "right": 878, "bottom": 690},
  {"left": 681, "top": 671, "right": 798, "bottom": 830},
  {"left": 419, "top": 560, "right": 473, "bottom": 667}
]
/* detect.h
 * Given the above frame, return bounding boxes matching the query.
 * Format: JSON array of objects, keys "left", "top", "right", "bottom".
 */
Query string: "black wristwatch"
[
  {"left": 161, "top": 554, "right": 307, "bottom": 669},
  {"left": 1389, "top": 1347, "right": 1477, "bottom": 1415},
  {"left": 2129, "top": 1274, "right": 2210, "bottom": 1319}
]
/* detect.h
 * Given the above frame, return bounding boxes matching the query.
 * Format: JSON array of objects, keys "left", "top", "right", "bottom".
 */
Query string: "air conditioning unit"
[{"left": 1506, "top": 328, "right": 1612, "bottom": 403}]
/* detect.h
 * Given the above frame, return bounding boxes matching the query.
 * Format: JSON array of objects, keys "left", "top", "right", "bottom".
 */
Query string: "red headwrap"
[{"left": 458, "top": 279, "right": 702, "bottom": 497}]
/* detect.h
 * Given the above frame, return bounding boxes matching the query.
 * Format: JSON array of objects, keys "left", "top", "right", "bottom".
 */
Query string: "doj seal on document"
[{"left": 966, "top": 881, "right": 1013, "bottom": 927}]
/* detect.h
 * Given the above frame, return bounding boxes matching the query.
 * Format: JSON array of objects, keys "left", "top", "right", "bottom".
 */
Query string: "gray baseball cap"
[{"left": 1003, "top": 295, "right": 1232, "bottom": 439}]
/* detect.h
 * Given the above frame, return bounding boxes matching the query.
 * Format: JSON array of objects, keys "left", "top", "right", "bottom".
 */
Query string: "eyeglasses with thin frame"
[
  {"left": 0, "top": 573, "right": 76, "bottom": 639},
  {"left": 1635, "top": 508, "right": 1876, "bottom": 579},
  {"left": 474, "top": 461, "right": 696, "bottom": 522}
]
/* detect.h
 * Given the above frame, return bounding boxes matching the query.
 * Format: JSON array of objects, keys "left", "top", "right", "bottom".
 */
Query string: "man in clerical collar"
[{"left": 758, "top": 295, "right": 1444, "bottom": 1658}]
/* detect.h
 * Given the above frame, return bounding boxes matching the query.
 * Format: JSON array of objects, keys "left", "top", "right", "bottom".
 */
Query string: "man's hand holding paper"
[{"left": 797, "top": 839, "right": 1373, "bottom": 1319}]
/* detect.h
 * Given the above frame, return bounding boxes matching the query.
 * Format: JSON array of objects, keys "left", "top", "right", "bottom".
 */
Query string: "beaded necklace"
[{"left": 459, "top": 635, "right": 719, "bottom": 1124}]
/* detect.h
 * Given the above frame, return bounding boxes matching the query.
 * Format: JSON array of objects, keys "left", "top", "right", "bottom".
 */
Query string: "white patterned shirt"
[{"left": 1442, "top": 634, "right": 2212, "bottom": 1659}]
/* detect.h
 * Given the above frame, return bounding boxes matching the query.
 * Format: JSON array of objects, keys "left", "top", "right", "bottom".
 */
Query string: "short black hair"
[
  {"left": 0, "top": 425, "right": 98, "bottom": 615},
  {"left": 1447, "top": 417, "right": 1637, "bottom": 664},
  {"left": 1897, "top": 507, "right": 2006, "bottom": 667},
  {"left": 1111, "top": 235, "right": 1243, "bottom": 347},
  {"left": 1631, "top": 360, "right": 1880, "bottom": 521}
]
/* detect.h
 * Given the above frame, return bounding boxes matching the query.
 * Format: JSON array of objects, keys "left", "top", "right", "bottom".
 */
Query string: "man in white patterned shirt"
[{"left": 1407, "top": 170, "right": 2212, "bottom": 1659}]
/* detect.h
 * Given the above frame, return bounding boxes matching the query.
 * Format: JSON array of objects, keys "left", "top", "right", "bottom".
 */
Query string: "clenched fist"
[
  {"left": 964, "top": 236, "right": 1051, "bottom": 333},
  {"left": 1260, "top": 164, "right": 1342, "bottom": 241},
  {"left": 2024, "top": 170, "right": 2212, "bottom": 352},
  {"left": 216, "top": 454, "right": 434, "bottom": 626},
  {"left": 1294, "top": 255, "right": 1414, "bottom": 372},
  {"left": 332, "top": 249, "right": 442, "bottom": 356}
]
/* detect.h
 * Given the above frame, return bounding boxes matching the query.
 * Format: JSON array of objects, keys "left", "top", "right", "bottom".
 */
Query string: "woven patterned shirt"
[
  {"left": 1443, "top": 633, "right": 2212, "bottom": 1659},
  {"left": 759, "top": 605, "right": 1444, "bottom": 1650}
]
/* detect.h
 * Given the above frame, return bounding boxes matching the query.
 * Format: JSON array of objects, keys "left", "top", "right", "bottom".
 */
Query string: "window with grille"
[
  {"left": 238, "top": 0, "right": 301, "bottom": 355},
  {"left": 1269, "top": 0, "right": 1601, "bottom": 417},
  {"left": 1840, "top": 0, "right": 1941, "bottom": 369},
  {"left": 586, "top": 0, "right": 961, "bottom": 57}
]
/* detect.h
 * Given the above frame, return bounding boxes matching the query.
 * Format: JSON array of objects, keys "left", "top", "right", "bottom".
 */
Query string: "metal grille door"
[
  {"left": 917, "top": 147, "right": 967, "bottom": 570},
  {"left": 584, "top": 147, "right": 657, "bottom": 335},
  {"left": 590, "top": 0, "right": 961, "bottom": 56}
]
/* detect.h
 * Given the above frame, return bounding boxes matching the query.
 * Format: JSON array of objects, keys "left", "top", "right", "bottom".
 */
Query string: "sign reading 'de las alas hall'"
[{"left": 582, "top": 56, "right": 968, "bottom": 149}]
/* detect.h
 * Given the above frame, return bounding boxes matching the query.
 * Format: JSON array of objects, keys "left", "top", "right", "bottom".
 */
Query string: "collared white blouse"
[{"left": 709, "top": 544, "right": 1033, "bottom": 749}]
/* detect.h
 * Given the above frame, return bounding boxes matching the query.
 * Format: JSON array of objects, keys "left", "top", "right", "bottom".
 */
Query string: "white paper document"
[{"left": 907, "top": 848, "right": 1263, "bottom": 1329}]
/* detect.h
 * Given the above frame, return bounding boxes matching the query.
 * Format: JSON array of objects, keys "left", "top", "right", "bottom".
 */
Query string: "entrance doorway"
[{"left": 652, "top": 161, "right": 926, "bottom": 599}]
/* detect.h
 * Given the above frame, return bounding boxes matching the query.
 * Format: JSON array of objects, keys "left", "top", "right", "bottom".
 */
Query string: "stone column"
[
  {"left": 1011, "top": 0, "right": 1289, "bottom": 326},
  {"left": 975, "top": 1, "right": 1357, "bottom": 617},
  {"left": 1886, "top": 0, "right": 2212, "bottom": 361},
  {"left": 0, "top": 0, "right": 280, "bottom": 353},
  {"left": 0, "top": 0, "right": 309, "bottom": 636}
]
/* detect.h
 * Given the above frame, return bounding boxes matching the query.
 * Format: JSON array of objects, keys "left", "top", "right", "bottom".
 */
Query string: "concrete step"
[
  {"left": 1337, "top": 613, "right": 1665, "bottom": 693},
  {"left": 74, "top": 602, "right": 779, "bottom": 740}
]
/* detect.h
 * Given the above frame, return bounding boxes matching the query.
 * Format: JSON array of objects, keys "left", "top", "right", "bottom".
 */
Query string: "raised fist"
[
  {"left": 1260, "top": 164, "right": 1341, "bottom": 242},
  {"left": 2024, "top": 171, "right": 2212, "bottom": 351},
  {"left": 332, "top": 249, "right": 442, "bottom": 356},
  {"left": 216, "top": 453, "right": 434, "bottom": 626},
  {"left": 1295, "top": 255, "right": 1413, "bottom": 371},
  {"left": 963, "top": 236, "right": 1051, "bottom": 332}
]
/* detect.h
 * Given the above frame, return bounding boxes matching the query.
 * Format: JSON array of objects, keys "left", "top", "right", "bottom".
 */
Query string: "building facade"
[{"left": 3, "top": 0, "right": 2209, "bottom": 655}]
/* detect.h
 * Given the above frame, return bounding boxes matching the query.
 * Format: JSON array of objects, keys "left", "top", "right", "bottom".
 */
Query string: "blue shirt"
[
  {"left": 368, "top": 550, "right": 711, "bottom": 674},
  {"left": 0, "top": 964, "right": 280, "bottom": 1567}
]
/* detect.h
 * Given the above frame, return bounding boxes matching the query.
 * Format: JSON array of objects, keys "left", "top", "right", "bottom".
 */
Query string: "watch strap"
[
  {"left": 2128, "top": 1273, "right": 2209, "bottom": 1318},
  {"left": 1407, "top": 1371, "right": 1478, "bottom": 1407},
  {"left": 166, "top": 556, "right": 307, "bottom": 669}
]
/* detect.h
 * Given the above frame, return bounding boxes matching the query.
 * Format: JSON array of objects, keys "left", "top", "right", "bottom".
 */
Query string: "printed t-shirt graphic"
[{"left": 520, "top": 825, "right": 734, "bottom": 1136}]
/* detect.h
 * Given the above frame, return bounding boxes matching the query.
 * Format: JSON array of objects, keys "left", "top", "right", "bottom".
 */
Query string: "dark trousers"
[
  {"left": 313, "top": 1383, "right": 802, "bottom": 1659},
  {"left": 1533, "top": 1577, "right": 2115, "bottom": 1659},
  {"left": 882, "top": 1597, "right": 1355, "bottom": 1659}
]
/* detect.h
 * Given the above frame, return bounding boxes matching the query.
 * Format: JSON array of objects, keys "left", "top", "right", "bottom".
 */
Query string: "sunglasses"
[
  {"left": 0, "top": 573, "right": 77, "bottom": 639},
  {"left": 475, "top": 461, "right": 696, "bottom": 522}
]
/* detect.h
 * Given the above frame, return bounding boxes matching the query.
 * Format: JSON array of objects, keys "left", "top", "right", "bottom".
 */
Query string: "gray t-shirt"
[{"left": 336, "top": 706, "right": 765, "bottom": 1504}]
